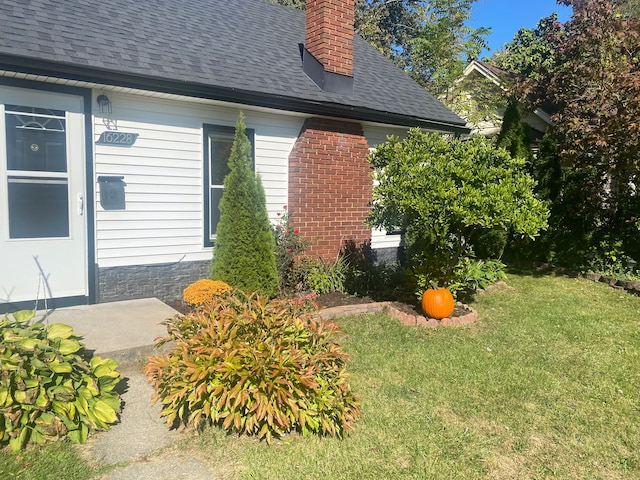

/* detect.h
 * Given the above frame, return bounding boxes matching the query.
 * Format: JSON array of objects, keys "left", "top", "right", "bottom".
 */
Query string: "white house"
[
  {"left": 449, "top": 59, "right": 552, "bottom": 147},
  {"left": 0, "top": 0, "right": 468, "bottom": 311}
]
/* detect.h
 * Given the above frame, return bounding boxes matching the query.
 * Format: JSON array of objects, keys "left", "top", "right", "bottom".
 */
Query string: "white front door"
[{"left": 0, "top": 86, "right": 87, "bottom": 306}]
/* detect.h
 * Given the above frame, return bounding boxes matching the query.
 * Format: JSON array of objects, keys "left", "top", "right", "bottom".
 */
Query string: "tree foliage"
[
  {"left": 354, "top": 0, "right": 416, "bottom": 58},
  {"left": 496, "top": 100, "right": 533, "bottom": 163},
  {"left": 270, "top": 0, "right": 489, "bottom": 94},
  {"left": 520, "top": 0, "right": 640, "bottom": 265},
  {"left": 368, "top": 130, "right": 548, "bottom": 289},
  {"left": 382, "top": 0, "right": 490, "bottom": 94},
  {"left": 267, "top": 0, "right": 306, "bottom": 8},
  {"left": 619, "top": 0, "right": 640, "bottom": 18},
  {"left": 442, "top": 73, "right": 508, "bottom": 130},
  {"left": 210, "top": 113, "right": 279, "bottom": 297},
  {"left": 491, "top": 13, "right": 560, "bottom": 80}
]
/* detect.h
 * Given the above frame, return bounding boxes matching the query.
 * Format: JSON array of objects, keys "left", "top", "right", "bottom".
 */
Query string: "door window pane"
[
  {"left": 8, "top": 178, "right": 69, "bottom": 238},
  {"left": 4, "top": 105, "right": 70, "bottom": 239},
  {"left": 5, "top": 106, "right": 67, "bottom": 173}
]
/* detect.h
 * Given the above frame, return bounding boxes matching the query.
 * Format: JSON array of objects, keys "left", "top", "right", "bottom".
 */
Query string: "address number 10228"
[{"left": 96, "top": 131, "right": 139, "bottom": 146}]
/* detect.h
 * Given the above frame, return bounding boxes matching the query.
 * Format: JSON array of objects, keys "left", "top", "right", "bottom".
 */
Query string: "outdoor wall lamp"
[{"left": 97, "top": 94, "right": 112, "bottom": 115}]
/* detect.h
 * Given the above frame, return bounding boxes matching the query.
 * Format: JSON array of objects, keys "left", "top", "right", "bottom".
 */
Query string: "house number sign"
[{"left": 96, "top": 131, "right": 139, "bottom": 146}]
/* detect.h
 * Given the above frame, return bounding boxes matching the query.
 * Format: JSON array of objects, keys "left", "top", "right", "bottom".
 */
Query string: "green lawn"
[
  {"left": 2, "top": 271, "right": 639, "bottom": 479},
  {"left": 0, "top": 440, "right": 103, "bottom": 480},
  {"left": 193, "top": 271, "right": 640, "bottom": 479}
]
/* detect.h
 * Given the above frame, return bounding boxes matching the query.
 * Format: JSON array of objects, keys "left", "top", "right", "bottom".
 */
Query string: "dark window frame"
[{"left": 202, "top": 123, "right": 255, "bottom": 247}]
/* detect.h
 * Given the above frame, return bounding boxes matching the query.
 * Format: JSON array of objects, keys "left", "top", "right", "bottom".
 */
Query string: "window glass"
[
  {"left": 209, "top": 187, "right": 224, "bottom": 236},
  {"left": 5, "top": 105, "right": 67, "bottom": 173},
  {"left": 4, "top": 105, "right": 70, "bottom": 239},
  {"left": 203, "top": 124, "right": 254, "bottom": 246},
  {"left": 8, "top": 178, "right": 69, "bottom": 238},
  {"left": 209, "top": 135, "right": 233, "bottom": 185}
]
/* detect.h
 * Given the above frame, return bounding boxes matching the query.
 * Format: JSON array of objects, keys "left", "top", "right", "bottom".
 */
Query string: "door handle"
[{"left": 77, "top": 193, "right": 84, "bottom": 216}]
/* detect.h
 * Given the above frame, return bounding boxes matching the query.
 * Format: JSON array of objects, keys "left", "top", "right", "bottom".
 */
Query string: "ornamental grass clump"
[
  {"left": 0, "top": 310, "right": 121, "bottom": 452},
  {"left": 183, "top": 279, "right": 233, "bottom": 307},
  {"left": 144, "top": 291, "right": 361, "bottom": 443}
]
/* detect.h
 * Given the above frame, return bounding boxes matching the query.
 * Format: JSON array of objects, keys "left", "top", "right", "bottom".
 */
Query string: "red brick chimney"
[{"left": 305, "top": 0, "right": 354, "bottom": 78}]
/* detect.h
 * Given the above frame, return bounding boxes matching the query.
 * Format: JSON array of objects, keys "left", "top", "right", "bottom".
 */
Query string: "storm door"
[{"left": 0, "top": 87, "right": 87, "bottom": 307}]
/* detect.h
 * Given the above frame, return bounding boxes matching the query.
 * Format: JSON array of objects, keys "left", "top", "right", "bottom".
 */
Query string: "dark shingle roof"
[
  {"left": 472, "top": 60, "right": 520, "bottom": 84},
  {"left": 0, "top": 0, "right": 467, "bottom": 131}
]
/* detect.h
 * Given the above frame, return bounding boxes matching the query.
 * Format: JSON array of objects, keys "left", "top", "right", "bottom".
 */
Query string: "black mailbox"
[{"left": 97, "top": 176, "right": 126, "bottom": 210}]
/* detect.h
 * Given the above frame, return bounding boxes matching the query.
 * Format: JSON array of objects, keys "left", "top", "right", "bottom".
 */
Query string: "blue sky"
[{"left": 465, "top": 0, "right": 573, "bottom": 57}]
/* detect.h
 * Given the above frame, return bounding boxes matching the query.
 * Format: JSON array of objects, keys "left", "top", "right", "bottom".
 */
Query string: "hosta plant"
[
  {"left": 144, "top": 291, "right": 361, "bottom": 443},
  {"left": 0, "top": 310, "right": 121, "bottom": 452}
]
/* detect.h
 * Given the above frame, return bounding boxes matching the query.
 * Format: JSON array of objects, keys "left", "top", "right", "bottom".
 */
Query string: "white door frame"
[{"left": 0, "top": 81, "right": 95, "bottom": 311}]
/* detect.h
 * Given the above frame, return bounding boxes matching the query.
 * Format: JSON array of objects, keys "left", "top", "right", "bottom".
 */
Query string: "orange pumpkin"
[{"left": 421, "top": 288, "right": 454, "bottom": 319}]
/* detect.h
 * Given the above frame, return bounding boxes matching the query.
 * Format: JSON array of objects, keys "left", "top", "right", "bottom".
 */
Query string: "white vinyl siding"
[
  {"left": 364, "top": 125, "right": 408, "bottom": 251},
  {"left": 94, "top": 92, "right": 300, "bottom": 268}
]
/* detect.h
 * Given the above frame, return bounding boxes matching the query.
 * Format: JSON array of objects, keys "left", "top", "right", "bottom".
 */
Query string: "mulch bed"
[
  {"left": 165, "top": 293, "right": 378, "bottom": 316},
  {"left": 316, "top": 292, "right": 421, "bottom": 316},
  {"left": 166, "top": 292, "right": 470, "bottom": 320}
]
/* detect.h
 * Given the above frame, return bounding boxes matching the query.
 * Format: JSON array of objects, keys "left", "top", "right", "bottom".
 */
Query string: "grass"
[
  {"left": 191, "top": 271, "right": 640, "bottom": 479},
  {"left": 2, "top": 271, "right": 639, "bottom": 478},
  {"left": 0, "top": 441, "right": 105, "bottom": 480}
]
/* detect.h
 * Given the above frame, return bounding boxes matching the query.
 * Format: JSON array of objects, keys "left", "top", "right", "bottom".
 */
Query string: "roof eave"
[{"left": 0, "top": 54, "right": 469, "bottom": 134}]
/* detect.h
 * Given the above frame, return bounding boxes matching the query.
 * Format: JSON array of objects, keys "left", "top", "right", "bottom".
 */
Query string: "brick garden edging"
[
  {"left": 580, "top": 272, "right": 640, "bottom": 295},
  {"left": 317, "top": 301, "right": 478, "bottom": 328},
  {"left": 529, "top": 263, "right": 640, "bottom": 296}
]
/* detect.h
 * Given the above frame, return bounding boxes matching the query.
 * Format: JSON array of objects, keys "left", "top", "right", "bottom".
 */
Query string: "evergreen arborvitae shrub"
[
  {"left": 210, "top": 113, "right": 279, "bottom": 297},
  {"left": 496, "top": 100, "right": 533, "bottom": 163},
  {"left": 528, "top": 131, "right": 557, "bottom": 199}
]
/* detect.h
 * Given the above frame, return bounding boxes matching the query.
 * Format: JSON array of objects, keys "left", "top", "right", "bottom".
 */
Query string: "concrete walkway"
[
  {"left": 29, "top": 298, "right": 400, "bottom": 478},
  {"left": 34, "top": 298, "right": 219, "bottom": 479},
  {"left": 34, "top": 298, "right": 176, "bottom": 364}
]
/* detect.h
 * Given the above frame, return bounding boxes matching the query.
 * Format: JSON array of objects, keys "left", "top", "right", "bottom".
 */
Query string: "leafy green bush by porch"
[
  {"left": 0, "top": 310, "right": 121, "bottom": 452},
  {"left": 144, "top": 291, "right": 361, "bottom": 443},
  {"left": 210, "top": 112, "right": 279, "bottom": 297},
  {"left": 368, "top": 130, "right": 548, "bottom": 295}
]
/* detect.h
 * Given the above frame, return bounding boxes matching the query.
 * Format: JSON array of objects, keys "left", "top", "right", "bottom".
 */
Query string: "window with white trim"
[{"left": 203, "top": 124, "right": 254, "bottom": 247}]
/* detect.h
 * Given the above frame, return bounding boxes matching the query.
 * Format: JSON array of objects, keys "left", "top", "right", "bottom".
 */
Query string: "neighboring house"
[
  {"left": 446, "top": 59, "right": 552, "bottom": 148},
  {"left": 0, "top": 0, "right": 467, "bottom": 311}
]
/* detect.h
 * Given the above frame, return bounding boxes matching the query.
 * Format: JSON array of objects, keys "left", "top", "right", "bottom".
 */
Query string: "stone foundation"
[{"left": 97, "top": 260, "right": 210, "bottom": 303}]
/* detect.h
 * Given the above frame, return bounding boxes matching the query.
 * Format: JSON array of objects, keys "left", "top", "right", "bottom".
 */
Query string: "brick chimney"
[{"left": 305, "top": 0, "right": 354, "bottom": 77}]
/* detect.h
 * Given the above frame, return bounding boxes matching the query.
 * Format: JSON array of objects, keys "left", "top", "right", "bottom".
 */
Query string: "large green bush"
[
  {"left": 210, "top": 112, "right": 279, "bottom": 297},
  {"left": 368, "top": 130, "right": 548, "bottom": 294},
  {"left": 144, "top": 291, "right": 361, "bottom": 443},
  {"left": 0, "top": 310, "right": 121, "bottom": 452}
]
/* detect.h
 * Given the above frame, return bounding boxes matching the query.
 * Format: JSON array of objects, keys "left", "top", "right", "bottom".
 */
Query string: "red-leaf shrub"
[{"left": 144, "top": 291, "right": 361, "bottom": 443}]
